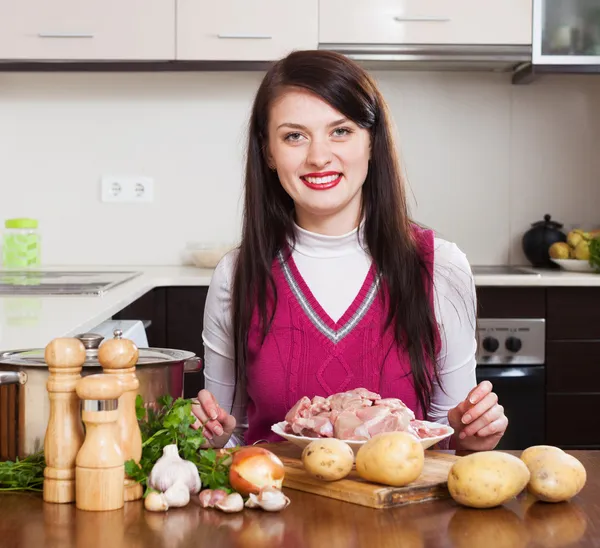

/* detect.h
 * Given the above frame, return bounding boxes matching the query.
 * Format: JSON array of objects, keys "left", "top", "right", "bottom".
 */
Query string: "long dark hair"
[{"left": 232, "top": 50, "right": 441, "bottom": 418}]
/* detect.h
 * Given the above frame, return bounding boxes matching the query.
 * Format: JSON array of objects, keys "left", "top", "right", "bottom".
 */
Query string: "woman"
[{"left": 192, "top": 49, "right": 507, "bottom": 451}]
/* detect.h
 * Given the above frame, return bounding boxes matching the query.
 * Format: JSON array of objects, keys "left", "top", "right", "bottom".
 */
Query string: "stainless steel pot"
[{"left": 0, "top": 329, "right": 202, "bottom": 459}]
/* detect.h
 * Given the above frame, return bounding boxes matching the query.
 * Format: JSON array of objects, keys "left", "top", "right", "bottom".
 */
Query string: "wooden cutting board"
[{"left": 259, "top": 442, "right": 460, "bottom": 509}]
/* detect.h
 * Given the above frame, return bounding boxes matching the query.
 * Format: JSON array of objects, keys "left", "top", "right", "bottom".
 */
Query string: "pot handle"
[
  {"left": 184, "top": 357, "right": 203, "bottom": 373},
  {"left": 0, "top": 371, "right": 28, "bottom": 385}
]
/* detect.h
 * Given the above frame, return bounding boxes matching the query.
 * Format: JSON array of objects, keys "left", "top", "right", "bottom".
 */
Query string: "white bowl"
[
  {"left": 187, "top": 244, "right": 234, "bottom": 268},
  {"left": 271, "top": 420, "right": 454, "bottom": 457},
  {"left": 551, "top": 258, "right": 596, "bottom": 273}
]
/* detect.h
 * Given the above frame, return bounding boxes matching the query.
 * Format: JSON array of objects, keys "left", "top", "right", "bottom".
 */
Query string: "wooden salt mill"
[
  {"left": 75, "top": 373, "right": 124, "bottom": 511},
  {"left": 98, "top": 329, "right": 143, "bottom": 502},
  {"left": 43, "top": 337, "right": 87, "bottom": 504}
]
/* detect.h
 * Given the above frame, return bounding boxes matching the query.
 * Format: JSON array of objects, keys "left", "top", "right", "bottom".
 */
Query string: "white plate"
[
  {"left": 551, "top": 259, "right": 596, "bottom": 273},
  {"left": 271, "top": 421, "right": 454, "bottom": 457}
]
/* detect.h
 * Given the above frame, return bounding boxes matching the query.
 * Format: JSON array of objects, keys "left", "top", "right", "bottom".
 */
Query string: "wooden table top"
[{"left": 0, "top": 445, "right": 598, "bottom": 548}]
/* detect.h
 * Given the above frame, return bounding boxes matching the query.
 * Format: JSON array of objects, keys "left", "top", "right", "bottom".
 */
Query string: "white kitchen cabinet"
[
  {"left": 176, "top": 0, "right": 318, "bottom": 61},
  {"left": 0, "top": 0, "right": 175, "bottom": 61},
  {"left": 319, "top": 0, "right": 533, "bottom": 46}
]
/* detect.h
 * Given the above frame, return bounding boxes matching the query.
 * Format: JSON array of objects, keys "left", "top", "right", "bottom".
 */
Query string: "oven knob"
[
  {"left": 482, "top": 337, "right": 499, "bottom": 353},
  {"left": 505, "top": 337, "right": 522, "bottom": 353}
]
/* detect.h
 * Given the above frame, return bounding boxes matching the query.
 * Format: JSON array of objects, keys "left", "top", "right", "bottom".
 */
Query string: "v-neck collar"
[{"left": 277, "top": 249, "right": 380, "bottom": 345}]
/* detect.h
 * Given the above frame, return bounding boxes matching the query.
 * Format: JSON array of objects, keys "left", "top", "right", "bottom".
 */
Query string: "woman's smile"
[{"left": 300, "top": 171, "right": 343, "bottom": 190}]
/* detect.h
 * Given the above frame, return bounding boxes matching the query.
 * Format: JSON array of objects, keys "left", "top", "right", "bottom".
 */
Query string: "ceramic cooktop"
[{"left": 0, "top": 270, "right": 142, "bottom": 295}]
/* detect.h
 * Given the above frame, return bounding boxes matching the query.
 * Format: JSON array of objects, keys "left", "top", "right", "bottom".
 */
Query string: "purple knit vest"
[{"left": 244, "top": 226, "right": 438, "bottom": 444}]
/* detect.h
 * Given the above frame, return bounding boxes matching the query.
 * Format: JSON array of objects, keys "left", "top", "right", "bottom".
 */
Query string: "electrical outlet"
[{"left": 101, "top": 175, "right": 154, "bottom": 203}]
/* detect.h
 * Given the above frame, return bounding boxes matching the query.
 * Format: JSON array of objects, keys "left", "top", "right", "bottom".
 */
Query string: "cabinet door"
[
  {"left": 320, "top": 0, "right": 532, "bottom": 46},
  {"left": 166, "top": 287, "right": 208, "bottom": 398},
  {"left": 177, "top": 0, "right": 318, "bottom": 60},
  {"left": 0, "top": 0, "right": 175, "bottom": 60}
]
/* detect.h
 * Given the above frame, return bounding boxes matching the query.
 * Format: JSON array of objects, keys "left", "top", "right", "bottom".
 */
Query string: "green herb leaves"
[
  {"left": 125, "top": 395, "right": 234, "bottom": 495},
  {"left": 0, "top": 451, "right": 45, "bottom": 492}
]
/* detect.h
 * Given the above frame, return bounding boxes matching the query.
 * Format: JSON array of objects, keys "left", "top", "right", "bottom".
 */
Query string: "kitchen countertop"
[
  {"left": 0, "top": 444, "right": 597, "bottom": 548},
  {"left": 1, "top": 264, "right": 600, "bottom": 351}
]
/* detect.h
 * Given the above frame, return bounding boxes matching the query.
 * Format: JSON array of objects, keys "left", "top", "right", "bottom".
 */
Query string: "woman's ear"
[{"left": 265, "top": 149, "right": 276, "bottom": 171}]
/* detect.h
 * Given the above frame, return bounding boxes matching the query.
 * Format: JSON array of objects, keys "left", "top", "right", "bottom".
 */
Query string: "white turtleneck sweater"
[{"left": 202, "top": 224, "right": 477, "bottom": 440}]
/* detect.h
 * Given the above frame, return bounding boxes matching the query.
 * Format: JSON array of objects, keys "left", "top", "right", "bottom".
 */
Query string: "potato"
[
  {"left": 520, "top": 445, "right": 564, "bottom": 468},
  {"left": 525, "top": 451, "right": 586, "bottom": 503},
  {"left": 355, "top": 432, "right": 424, "bottom": 487},
  {"left": 447, "top": 451, "right": 530, "bottom": 509},
  {"left": 301, "top": 438, "right": 354, "bottom": 481}
]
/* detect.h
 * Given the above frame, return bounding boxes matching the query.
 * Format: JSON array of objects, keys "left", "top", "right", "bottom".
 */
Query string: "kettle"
[{"left": 522, "top": 214, "right": 567, "bottom": 268}]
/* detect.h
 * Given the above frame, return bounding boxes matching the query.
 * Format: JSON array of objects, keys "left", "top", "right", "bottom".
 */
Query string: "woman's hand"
[
  {"left": 191, "top": 389, "right": 237, "bottom": 449},
  {"left": 448, "top": 381, "right": 508, "bottom": 451}
]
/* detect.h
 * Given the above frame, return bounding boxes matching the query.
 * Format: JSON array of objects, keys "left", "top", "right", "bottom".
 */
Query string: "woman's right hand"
[{"left": 191, "top": 389, "right": 237, "bottom": 448}]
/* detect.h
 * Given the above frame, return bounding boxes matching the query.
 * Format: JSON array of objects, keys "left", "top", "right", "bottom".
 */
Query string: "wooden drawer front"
[
  {"left": 0, "top": 0, "right": 175, "bottom": 61},
  {"left": 547, "top": 288, "right": 600, "bottom": 340},
  {"left": 177, "top": 0, "right": 318, "bottom": 61},
  {"left": 547, "top": 395, "right": 600, "bottom": 447},
  {"left": 547, "top": 342, "right": 600, "bottom": 393},
  {"left": 319, "top": 0, "right": 532, "bottom": 46},
  {"left": 476, "top": 287, "right": 545, "bottom": 319}
]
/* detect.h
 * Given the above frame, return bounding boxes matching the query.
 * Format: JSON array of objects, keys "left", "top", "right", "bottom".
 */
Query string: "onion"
[{"left": 229, "top": 447, "right": 285, "bottom": 496}]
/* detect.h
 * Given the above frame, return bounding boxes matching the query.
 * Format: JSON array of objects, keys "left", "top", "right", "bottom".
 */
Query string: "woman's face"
[{"left": 266, "top": 88, "right": 371, "bottom": 235}]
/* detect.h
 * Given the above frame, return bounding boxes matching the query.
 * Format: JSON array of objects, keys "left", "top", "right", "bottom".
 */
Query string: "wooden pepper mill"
[
  {"left": 75, "top": 373, "right": 124, "bottom": 511},
  {"left": 43, "top": 337, "right": 87, "bottom": 504},
  {"left": 98, "top": 329, "right": 143, "bottom": 502}
]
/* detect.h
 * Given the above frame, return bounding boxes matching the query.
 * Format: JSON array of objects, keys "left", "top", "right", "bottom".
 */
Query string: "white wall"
[{"left": 0, "top": 69, "right": 599, "bottom": 267}]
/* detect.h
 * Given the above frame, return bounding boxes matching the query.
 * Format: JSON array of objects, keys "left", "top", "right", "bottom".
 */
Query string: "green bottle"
[{"left": 2, "top": 218, "right": 41, "bottom": 269}]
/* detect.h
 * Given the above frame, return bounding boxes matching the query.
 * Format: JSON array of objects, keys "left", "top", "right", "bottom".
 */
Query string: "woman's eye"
[
  {"left": 333, "top": 127, "right": 352, "bottom": 137},
  {"left": 284, "top": 132, "right": 304, "bottom": 142}
]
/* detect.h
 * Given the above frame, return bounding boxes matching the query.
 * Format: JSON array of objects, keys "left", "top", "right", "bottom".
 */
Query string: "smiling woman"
[{"left": 192, "top": 49, "right": 508, "bottom": 453}]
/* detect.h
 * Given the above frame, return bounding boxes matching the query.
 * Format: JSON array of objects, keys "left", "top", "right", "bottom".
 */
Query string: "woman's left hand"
[{"left": 448, "top": 381, "right": 508, "bottom": 451}]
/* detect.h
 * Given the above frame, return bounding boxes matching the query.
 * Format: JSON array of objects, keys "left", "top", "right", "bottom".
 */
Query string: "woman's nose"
[{"left": 306, "top": 139, "right": 332, "bottom": 169}]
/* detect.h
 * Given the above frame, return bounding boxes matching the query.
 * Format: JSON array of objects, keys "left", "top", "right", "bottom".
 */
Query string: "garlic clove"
[
  {"left": 144, "top": 491, "right": 169, "bottom": 512},
  {"left": 209, "top": 489, "right": 228, "bottom": 507},
  {"left": 245, "top": 493, "right": 260, "bottom": 509},
  {"left": 255, "top": 487, "right": 290, "bottom": 512},
  {"left": 198, "top": 489, "right": 213, "bottom": 508},
  {"left": 215, "top": 492, "right": 244, "bottom": 513},
  {"left": 163, "top": 480, "right": 191, "bottom": 508}
]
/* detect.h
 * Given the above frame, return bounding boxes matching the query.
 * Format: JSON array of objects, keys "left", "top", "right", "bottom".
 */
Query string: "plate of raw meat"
[{"left": 271, "top": 388, "right": 454, "bottom": 455}]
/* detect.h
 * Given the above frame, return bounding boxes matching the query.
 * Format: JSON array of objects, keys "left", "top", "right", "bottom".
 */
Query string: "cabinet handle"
[
  {"left": 217, "top": 33, "right": 272, "bottom": 40},
  {"left": 38, "top": 32, "right": 95, "bottom": 38},
  {"left": 393, "top": 16, "right": 450, "bottom": 23}
]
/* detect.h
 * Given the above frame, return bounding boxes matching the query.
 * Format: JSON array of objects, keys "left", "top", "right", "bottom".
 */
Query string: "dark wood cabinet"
[
  {"left": 476, "top": 287, "right": 545, "bottom": 318},
  {"left": 547, "top": 287, "right": 600, "bottom": 341},
  {"left": 112, "top": 288, "right": 167, "bottom": 348},
  {"left": 545, "top": 288, "right": 600, "bottom": 448},
  {"left": 547, "top": 394, "right": 600, "bottom": 447},
  {"left": 113, "top": 286, "right": 208, "bottom": 398}
]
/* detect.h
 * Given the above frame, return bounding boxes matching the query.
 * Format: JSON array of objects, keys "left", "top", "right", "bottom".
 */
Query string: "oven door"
[{"left": 476, "top": 365, "right": 545, "bottom": 450}]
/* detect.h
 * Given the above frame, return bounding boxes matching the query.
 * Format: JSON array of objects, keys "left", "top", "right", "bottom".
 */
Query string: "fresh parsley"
[
  {"left": 124, "top": 395, "right": 235, "bottom": 495},
  {"left": 0, "top": 451, "right": 45, "bottom": 492}
]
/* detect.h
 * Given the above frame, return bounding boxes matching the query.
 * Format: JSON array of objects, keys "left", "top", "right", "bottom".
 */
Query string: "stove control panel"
[{"left": 476, "top": 318, "right": 545, "bottom": 365}]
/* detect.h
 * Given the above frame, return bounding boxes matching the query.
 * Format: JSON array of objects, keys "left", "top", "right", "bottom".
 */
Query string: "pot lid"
[
  {"left": 530, "top": 214, "right": 564, "bottom": 230},
  {"left": 0, "top": 330, "right": 195, "bottom": 367}
]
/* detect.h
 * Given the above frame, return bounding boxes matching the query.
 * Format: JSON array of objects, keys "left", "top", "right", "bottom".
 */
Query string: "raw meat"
[{"left": 282, "top": 388, "right": 447, "bottom": 442}]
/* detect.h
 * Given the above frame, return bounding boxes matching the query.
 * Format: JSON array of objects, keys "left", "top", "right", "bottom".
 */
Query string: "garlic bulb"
[
  {"left": 148, "top": 444, "right": 202, "bottom": 495},
  {"left": 245, "top": 487, "right": 290, "bottom": 512},
  {"left": 163, "top": 480, "right": 191, "bottom": 508},
  {"left": 144, "top": 491, "right": 169, "bottom": 512}
]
